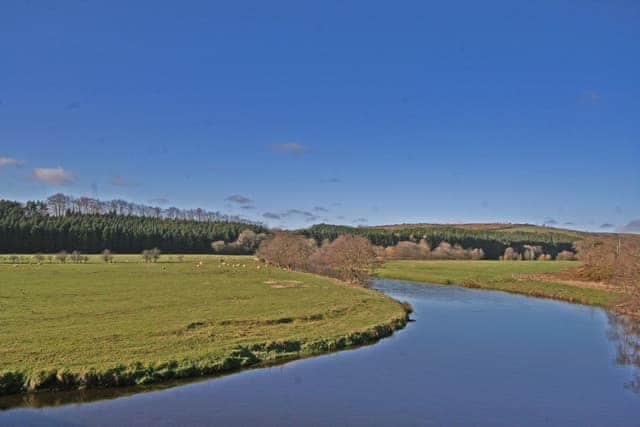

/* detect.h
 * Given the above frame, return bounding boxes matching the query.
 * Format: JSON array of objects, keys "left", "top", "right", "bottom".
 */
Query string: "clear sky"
[{"left": 1, "top": 0, "right": 638, "bottom": 231}]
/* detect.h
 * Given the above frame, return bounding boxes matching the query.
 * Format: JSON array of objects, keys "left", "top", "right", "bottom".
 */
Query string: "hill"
[{"left": 303, "top": 223, "right": 593, "bottom": 260}]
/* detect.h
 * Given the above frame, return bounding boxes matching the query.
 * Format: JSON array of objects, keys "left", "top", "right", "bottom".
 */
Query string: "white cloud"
[
  {"left": 32, "top": 167, "right": 76, "bottom": 185},
  {"left": 0, "top": 156, "right": 24, "bottom": 167}
]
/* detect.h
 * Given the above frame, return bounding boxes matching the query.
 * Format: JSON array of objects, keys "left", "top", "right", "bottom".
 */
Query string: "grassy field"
[
  {"left": 376, "top": 260, "right": 615, "bottom": 307},
  {"left": 0, "top": 255, "right": 408, "bottom": 396}
]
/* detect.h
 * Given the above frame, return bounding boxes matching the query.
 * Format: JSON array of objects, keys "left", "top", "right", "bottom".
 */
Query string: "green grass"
[
  {"left": 0, "top": 255, "right": 408, "bottom": 395},
  {"left": 376, "top": 260, "right": 615, "bottom": 307}
]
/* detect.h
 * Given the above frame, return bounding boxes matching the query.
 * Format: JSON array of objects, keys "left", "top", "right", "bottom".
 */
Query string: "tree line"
[
  {"left": 43, "top": 193, "right": 250, "bottom": 222},
  {"left": 303, "top": 224, "right": 575, "bottom": 260},
  {"left": 0, "top": 197, "right": 266, "bottom": 254}
]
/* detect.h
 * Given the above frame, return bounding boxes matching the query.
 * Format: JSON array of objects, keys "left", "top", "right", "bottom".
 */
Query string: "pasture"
[
  {"left": 0, "top": 255, "right": 407, "bottom": 395},
  {"left": 376, "top": 260, "right": 615, "bottom": 307}
]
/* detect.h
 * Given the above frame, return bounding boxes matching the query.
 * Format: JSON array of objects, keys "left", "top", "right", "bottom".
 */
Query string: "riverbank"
[
  {"left": 0, "top": 255, "right": 409, "bottom": 396},
  {"left": 376, "top": 260, "right": 616, "bottom": 307}
]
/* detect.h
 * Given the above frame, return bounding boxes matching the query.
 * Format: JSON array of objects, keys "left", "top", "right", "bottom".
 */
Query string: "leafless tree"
[
  {"left": 70, "top": 250, "right": 83, "bottom": 263},
  {"left": 309, "top": 235, "right": 376, "bottom": 284},
  {"left": 257, "top": 232, "right": 316, "bottom": 270},
  {"left": 101, "top": 249, "right": 113, "bottom": 263},
  {"left": 151, "top": 247, "right": 161, "bottom": 262},
  {"left": 211, "top": 241, "right": 226, "bottom": 253},
  {"left": 55, "top": 251, "right": 68, "bottom": 263},
  {"left": 502, "top": 247, "right": 521, "bottom": 261},
  {"left": 556, "top": 250, "right": 576, "bottom": 261}
]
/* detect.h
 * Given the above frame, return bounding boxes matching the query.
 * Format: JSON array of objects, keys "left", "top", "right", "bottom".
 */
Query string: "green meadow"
[
  {"left": 0, "top": 255, "right": 408, "bottom": 395},
  {"left": 376, "top": 260, "right": 615, "bottom": 307}
]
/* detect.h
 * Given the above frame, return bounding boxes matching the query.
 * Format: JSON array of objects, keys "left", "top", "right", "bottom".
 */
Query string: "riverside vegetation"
[{"left": 0, "top": 255, "right": 410, "bottom": 396}]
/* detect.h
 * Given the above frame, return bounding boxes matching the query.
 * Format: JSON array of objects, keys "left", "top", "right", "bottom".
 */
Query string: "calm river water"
[{"left": 2, "top": 280, "right": 640, "bottom": 426}]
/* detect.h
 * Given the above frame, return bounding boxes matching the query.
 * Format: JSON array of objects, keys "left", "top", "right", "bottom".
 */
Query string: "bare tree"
[
  {"left": 47, "top": 193, "right": 69, "bottom": 216},
  {"left": 502, "top": 247, "right": 521, "bottom": 261},
  {"left": 101, "top": 249, "right": 113, "bottom": 263},
  {"left": 309, "top": 235, "right": 376, "bottom": 284},
  {"left": 211, "top": 241, "right": 226, "bottom": 253},
  {"left": 257, "top": 232, "right": 316, "bottom": 270},
  {"left": 55, "top": 251, "right": 68, "bottom": 263},
  {"left": 151, "top": 247, "right": 161, "bottom": 262},
  {"left": 556, "top": 250, "right": 576, "bottom": 261},
  {"left": 70, "top": 250, "right": 83, "bottom": 263}
]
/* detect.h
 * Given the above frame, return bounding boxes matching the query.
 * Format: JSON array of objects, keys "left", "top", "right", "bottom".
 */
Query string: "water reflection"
[{"left": 608, "top": 313, "right": 640, "bottom": 393}]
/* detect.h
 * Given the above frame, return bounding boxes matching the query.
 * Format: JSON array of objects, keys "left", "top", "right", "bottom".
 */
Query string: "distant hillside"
[
  {"left": 376, "top": 223, "right": 586, "bottom": 239},
  {"left": 303, "top": 223, "right": 589, "bottom": 260}
]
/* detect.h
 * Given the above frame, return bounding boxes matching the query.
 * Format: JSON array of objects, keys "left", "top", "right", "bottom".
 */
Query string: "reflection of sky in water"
[{"left": 2, "top": 280, "right": 640, "bottom": 427}]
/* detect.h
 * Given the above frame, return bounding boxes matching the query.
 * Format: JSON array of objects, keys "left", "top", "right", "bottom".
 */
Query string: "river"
[{"left": 2, "top": 279, "right": 640, "bottom": 426}]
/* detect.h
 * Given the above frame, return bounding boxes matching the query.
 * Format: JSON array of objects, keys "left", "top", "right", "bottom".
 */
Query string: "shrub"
[
  {"left": 470, "top": 248, "right": 485, "bottom": 260},
  {"left": 257, "top": 232, "right": 316, "bottom": 270},
  {"left": 211, "top": 241, "right": 226, "bottom": 253},
  {"left": 55, "top": 251, "right": 68, "bottom": 263},
  {"left": 522, "top": 245, "right": 543, "bottom": 261},
  {"left": 101, "top": 249, "right": 113, "bottom": 263},
  {"left": 308, "top": 235, "right": 376, "bottom": 285},
  {"left": 70, "top": 250, "right": 83, "bottom": 263},
  {"left": 502, "top": 247, "right": 521, "bottom": 261},
  {"left": 556, "top": 250, "right": 577, "bottom": 261},
  {"left": 385, "top": 241, "right": 430, "bottom": 260}
]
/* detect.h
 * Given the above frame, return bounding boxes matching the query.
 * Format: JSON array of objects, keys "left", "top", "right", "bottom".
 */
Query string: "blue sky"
[{"left": 1, "top": 0, "right": 638, "bottom": 231}]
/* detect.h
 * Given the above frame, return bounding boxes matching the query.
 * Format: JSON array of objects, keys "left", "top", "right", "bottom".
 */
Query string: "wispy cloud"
[
  {"left": 543, "top": 217, "right": 558, "bottom": 226},
  {"left": 240, "top": 205, "right": 256, "bottom": 210},
  {"left": 270, "top": 142, "right": 307, "bottom": 154},
  {"left": 262, "top": 208, "right": 320, "bottom": 223},
  {"left": 32, "top": 167, "right": 76, "bottom": 185},
  {"left": 226, "top": 194, "right": 252, "bottom": 205},
  {"left": 263, "top": 212, "right": 282, "bottom": 220},
  {"left": 600, "top": 223, "right": 615, "bottom": 229},
  {"left": 0, "top": 156, "right": 24, "bottom": 167},
  {"left": 353, "top": 217, "right": 368, "bottom": 224},
  {"left": 313, "top": 206, "right": 329, "bottom": 213}
]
